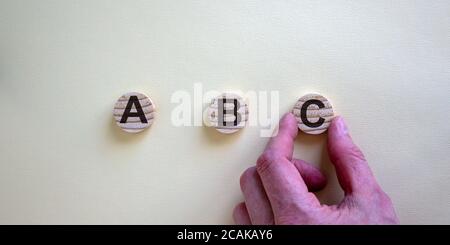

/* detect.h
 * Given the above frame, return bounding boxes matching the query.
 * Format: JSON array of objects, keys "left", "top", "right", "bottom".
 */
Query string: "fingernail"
[{"left": 335, "top": 116, "right": 348, "bottom": 136}]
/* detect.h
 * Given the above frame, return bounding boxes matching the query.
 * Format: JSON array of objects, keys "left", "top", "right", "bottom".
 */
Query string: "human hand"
[{"left": 233, "top": 113, "right": 399, "bottom": 225}]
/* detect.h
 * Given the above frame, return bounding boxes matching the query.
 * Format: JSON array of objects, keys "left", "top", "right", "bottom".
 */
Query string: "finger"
[
  {"left": 257, "top": 113, "right": 320, "bottom": 219},
  {"left": 327, "top": 116, "right": 379, "bottom": 195},
  {"left": 265, "top": 113, "right": 298, "bottom": 160},
  {"left": 292, "top": 159, "right": 327, "bottom": 192},
  {"left": 233, "top": 202, "right": 252, "bottom": 225},
  {"left": 240, "top": 167, "right": 274, "bottom": 225}
]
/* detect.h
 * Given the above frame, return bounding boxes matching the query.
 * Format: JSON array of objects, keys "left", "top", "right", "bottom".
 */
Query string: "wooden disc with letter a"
[
  {"left": 292, "top": 93, "right": 334, "bottom": 135},
  {"left": 113, "top": 92, "right": 155, "bottom": 133}
]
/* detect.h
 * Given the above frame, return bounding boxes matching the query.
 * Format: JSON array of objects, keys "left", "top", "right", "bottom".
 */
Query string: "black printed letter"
[
  {"left": 301, "top": 99, "right": 325, "bottom": 128},
  {"left": 120, "top": 96, "right": 148, "bottom": 124},
  {"left": 218, "top": 98, "right": 241, "bottom": 127}
]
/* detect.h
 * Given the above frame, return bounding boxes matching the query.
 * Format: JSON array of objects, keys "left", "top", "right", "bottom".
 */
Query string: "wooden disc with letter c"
[{"left": 292, "top": 93, "right": 334, "bottom": 135}]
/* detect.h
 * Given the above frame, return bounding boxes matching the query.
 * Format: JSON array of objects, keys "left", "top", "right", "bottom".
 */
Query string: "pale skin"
[{"left": 233, "top": 113, "right": 399, "bottom": 225}]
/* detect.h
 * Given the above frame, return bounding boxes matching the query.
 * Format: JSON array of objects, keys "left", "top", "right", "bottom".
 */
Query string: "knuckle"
[
  {"left": 348, "top": 144, "right": 367, "bottom": 162},
  {"left": 363, "top": 186, "right": 394, "bottom": 207},
  {"left": 374, "top": 190, "right": 399, "bottom": 224},
  {"left": 234, "top": 202, "right": 246, "bottom": 213},
  {"left": 239, "top": 167, "right": 256, "bottom": 191},
  {"left": 232, "top": 202, "right": 246, "bottom": 221},
  {"left": 274, "top": 197, "right": 319, "bottom": 225},
  {"left": 329, "top": 141, "right": 367, "bottom": 165},
  {"left": 256, "top": 151, "right": 278, "bottom": 175},
  {"left": 376, "top": 189, "right": 394, "bottom": 206}
]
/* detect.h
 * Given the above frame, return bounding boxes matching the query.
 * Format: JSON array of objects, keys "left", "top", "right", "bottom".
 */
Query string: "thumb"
[{"left": 327, "top": 116, "right": 379, "bottom": 195}]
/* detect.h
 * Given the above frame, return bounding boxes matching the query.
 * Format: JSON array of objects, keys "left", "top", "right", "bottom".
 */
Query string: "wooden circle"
[
  {"left": 207, "top": 93, "right": 248, "bottom": 134},
  {"left": 113, "top": 92, "right": 155, "bottom": 133},
  {"left": 292, "top": 93, "right": 334, "bottom": 135}
]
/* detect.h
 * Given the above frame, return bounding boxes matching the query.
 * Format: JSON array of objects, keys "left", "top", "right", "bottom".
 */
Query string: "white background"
[{"left": 0, "top": 0, "right": 449, "bottom": 224}]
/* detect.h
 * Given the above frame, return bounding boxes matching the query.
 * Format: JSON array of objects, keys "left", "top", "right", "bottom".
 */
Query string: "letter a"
[{"left": 120, "top": 96, "right": 148, "bottom": 124}]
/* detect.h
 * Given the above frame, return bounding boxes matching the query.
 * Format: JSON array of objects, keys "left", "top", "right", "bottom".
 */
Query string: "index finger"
[
  {"left": 264, "top": 113, "right": 298, "bottom": 160},
  {"left": 257, "top": 113, "right": 320, "bottom": 219}
]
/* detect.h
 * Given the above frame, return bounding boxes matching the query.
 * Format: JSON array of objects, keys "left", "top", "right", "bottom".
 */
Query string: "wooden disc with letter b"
[
  {"left": 207, "top": 93, "right": 248, "bottom": 134},
  {"left": 292, "top": 93, "right": 334, "bottom": 135},
  {"left": 113, "top": 92, "right": 155, "bottom": 133}
]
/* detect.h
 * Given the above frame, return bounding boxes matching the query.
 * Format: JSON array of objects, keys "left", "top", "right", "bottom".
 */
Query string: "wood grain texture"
[
  {"left": 292, "top": 93, "right": 334, "bottom": 135},
  {"left": 113, "top": 92, "right": 155, "bottom": 133},
  {"left": 207, "top": 93, "right": 248, "bottom": 134}
]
